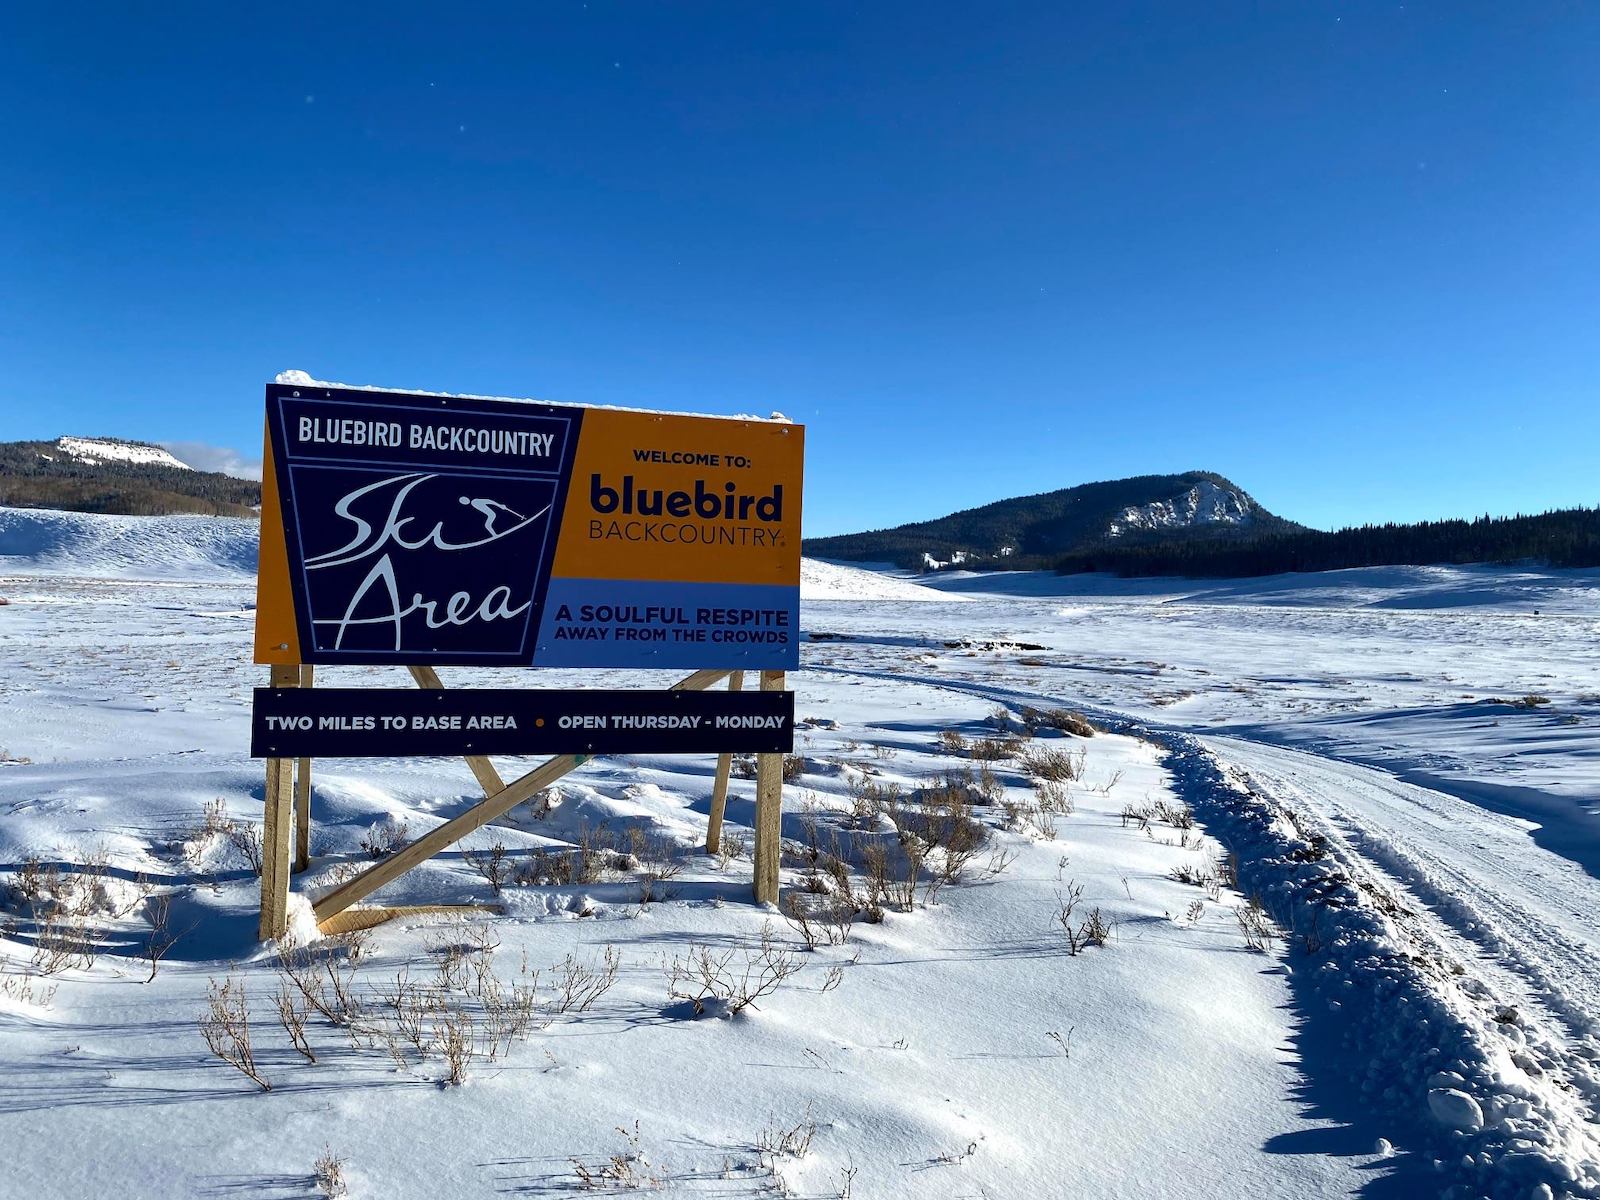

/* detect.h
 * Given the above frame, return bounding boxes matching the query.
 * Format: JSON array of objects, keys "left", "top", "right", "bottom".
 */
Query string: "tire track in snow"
[{"left": 1201, "top": 735, "right": 1600, "bottom": 1055}]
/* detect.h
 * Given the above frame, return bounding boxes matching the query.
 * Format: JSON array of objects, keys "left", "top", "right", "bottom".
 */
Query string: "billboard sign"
[{"left": 253, "top": 382, "right": 803, "bottom": 670}]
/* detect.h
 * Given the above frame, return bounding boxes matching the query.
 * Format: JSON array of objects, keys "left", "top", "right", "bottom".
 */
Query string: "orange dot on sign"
[{"left": 536, "top": 718, "right": 545, "bottom": 727}]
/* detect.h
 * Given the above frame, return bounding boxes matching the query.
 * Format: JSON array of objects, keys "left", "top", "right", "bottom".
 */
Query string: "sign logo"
[{"left": 255, "top": 384, "right": 804, "bottom": 669}]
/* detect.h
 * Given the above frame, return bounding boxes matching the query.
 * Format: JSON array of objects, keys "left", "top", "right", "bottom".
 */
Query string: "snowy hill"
[
  {"left": 801, "top": 557, "right": 969, "bottom": 601},
  {"left": 0, "top": 506, "right": 260, "bottom": 579},
  {"left": 0, "top": 506, "right": 961, "bottom": 601},
  {"left": 0, "top": 436, "right": 261, "bottom": 517},
  {"left": 51, "top": 436, "right": 192, "bottom": 471},
  {"left": 802, "top": 471, "right": 1293, "bottom": 570}
]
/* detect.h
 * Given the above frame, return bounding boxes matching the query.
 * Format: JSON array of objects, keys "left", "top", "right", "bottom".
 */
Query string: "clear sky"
[{"left": 3, "top": 2, "right": 1595, "bottom": 536}]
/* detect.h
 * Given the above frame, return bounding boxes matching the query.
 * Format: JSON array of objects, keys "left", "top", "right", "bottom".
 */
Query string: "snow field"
[
  {"left": 4, "top": 512, "right": 1599, "bottom": 1197},
  {"left": 0, "top": 577, "right": 1381, "bottom": 1199}
]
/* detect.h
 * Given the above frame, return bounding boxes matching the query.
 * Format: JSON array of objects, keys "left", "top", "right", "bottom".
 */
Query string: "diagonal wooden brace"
[
  {"left": 407, "top": 665, "right": 506, "bottom": 796},
  {"left": 309, "top": 667, "right": 733, "bottom": 928}
]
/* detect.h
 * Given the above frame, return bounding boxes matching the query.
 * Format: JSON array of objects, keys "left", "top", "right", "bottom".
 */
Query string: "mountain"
[
  {"left": 803, "top": 471, "right": 1298, "bottom": 570},
  {"left": 0, "top": 436, "right": 262, "bottom": 517}
]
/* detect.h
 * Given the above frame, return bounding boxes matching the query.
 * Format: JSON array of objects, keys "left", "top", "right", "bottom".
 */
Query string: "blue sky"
[{"left": 3, "top": 2, "right": 1595, "bottom": 536}]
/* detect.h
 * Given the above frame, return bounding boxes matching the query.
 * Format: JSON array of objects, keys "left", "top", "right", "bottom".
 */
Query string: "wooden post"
[
  {"left": 752, "top": 669, "right": 785, "bottom": 905},
  {"left": 259, "top": 663, "right": 300, "bottom": 941},
  {"left": 704, "top": 670, "right": 745, "bottom": 854},
  {"left": 293, "top": 664, "right": 314, "bottom": 872},
  {"left": 310, "top": 668, "right": 733, "bottom": 928}
]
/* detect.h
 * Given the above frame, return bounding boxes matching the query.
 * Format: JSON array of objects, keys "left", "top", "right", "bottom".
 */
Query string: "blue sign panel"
[{"left": 256, "top": 382, "right": 804, "bottom": 669}]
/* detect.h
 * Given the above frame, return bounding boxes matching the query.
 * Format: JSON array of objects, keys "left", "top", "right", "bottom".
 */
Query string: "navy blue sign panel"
[
  {"left": 264, "top": 384, "right": 582, "bottom": 666},
  {"left": 250, "top": 687, "right": 796, "bottom": 758}
]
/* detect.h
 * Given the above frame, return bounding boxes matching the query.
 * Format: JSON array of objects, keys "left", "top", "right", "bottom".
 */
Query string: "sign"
[
  {"left": 253, "top": 382, "right": 804, "bottom": 669},
  {"left": 250, "top": 687, "right": 795, "bottom": 758}
]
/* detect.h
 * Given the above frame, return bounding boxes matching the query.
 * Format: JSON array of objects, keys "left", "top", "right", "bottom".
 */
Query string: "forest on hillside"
[
  {"left": 0, "top": 441, "right": 261, "bottom": 517},
  {"left": 1052, "top": 508, "right": 1600, "bottom": 577},
  {"left": 803, "top": 471, "right": 1292, "bottom": 568}
]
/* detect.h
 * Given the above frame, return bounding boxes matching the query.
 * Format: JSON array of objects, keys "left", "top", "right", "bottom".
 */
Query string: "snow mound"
[
  {"left": 801, "top": 558, "right": 970, "bottom": 601},
  {"left": 52, "top": 436, "right": 192, "bottom": 471},
  {"left": 0, "top": 507, "right": 258, "bottom": 580}
]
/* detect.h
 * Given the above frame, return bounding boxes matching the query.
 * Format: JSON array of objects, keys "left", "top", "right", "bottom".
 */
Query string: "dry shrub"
[
  {"left": 546, "top": 944, "right": 621, "bottom": 1015},
  {"left": 1023, "top": 708, "right": 1097, "bottom": 738},
  {"left": 627, "top": 829, "right": 685, "bottom": 905},
  {"left": 1033, "top": 779, "right": 1074, "bottom": 816},
  {"left": 143, "top": 892, "right": 186, "bottom": 982},
  {"left": 899, "top": 775, "right": 987, "bottom": 897},
  {"left": 359, "top": 818, "right": 409, "bottom": 859},
  {"left": 276, "top": 980, "right": 317, "bottom": 1063},
  {"left": 464, "top": 841, "right": 512, "bottom": 895},
  {"left": 783, "top": 886, "right": 857, "bottom": 948},
  {"left": 846, "top": 772, "right": 903, "bottom": 828},
  {"left": 1002, "top": 799, "right": 1057, "bottom": 842},
  {"left": 938, "top": 729, "right": 969, "bottom": 754},
  {"left": 573, "top": 1122, "right": 660, "bottom": 1191},
  {"left": 968, "top": 735, "right": 1023, "bottom": 762},
  {"left": 226, "top": 822, "right": 264, "bottom": 875},
  {"left": 200, "top": 971, "right": 270, "bottom": 1091},
  {"left": 757, "top": 1105, "right": 818, "bottom": 1171},
  {"left": 665, "top": 923, "right": 801, "bottom": 1016},
  {"left": 0, "top": 966, "right": 57, "bottom": 1008},
  {"left": 276, "top": 927, "right": 548, "bottom": 1083},
  {"left": 1154, "top": 800, "right": 1194, "bottom": 829},
  {"left": 714, "top": 828, "right": 749, "bottom": 869},
  {"left": 314, "top": 1148, "right": 348, "bottom": 1198},
  {"left": 1054, "top": 884, "right": 1111, "bottom": 955},
  {"left": 1237, "top": 895, "right": 1278, "bottom": 951},
  {"left": 30, "top": 907, "right": 97, "bottom": 974},
  {"left": 1023, "top": 745, "right": 1085, "bottom": 783}
]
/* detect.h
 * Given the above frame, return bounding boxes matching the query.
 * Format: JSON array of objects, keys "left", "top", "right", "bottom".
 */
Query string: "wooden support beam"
[
  {"left": 293, "top": 664, "right": 314, "bottom": 872},
  {"left": 752, "top": 669, "right": 785, "bottom": 905},
  {"left": 259, "top": 663, "right": 300, "bottom": 941},
  {"left": 704, "top": 670, "right": 745, "bottom": 855},
  {"left": 407, "top": 665, "right": 506, "bottom": 796},
  {"left": 312, "top": 667, "right": 734, "bottom": 928},
  {"left": 317, "top": 902, "right": 502, "bottom": 936}
]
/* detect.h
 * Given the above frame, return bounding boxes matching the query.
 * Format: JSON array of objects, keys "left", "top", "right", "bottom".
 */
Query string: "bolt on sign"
[{"left": 254, "top": 381, "right": 803, "bottom": 670}]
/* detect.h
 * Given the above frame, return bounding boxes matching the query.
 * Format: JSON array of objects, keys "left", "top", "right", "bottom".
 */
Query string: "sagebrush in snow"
[
  {"left": 199, "top": 972, "right": 270, "bottom": 1091},
  {"left": 313, "top": 1148, "right": 348, "bottom": 1197},
  {"left": 666, "top": 923, "right": 801, "bottom": 1016}
]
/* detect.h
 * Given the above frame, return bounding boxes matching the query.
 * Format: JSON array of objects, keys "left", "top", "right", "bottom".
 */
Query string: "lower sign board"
[{"left": 251, "top": 688, "right": 795, "bottom": 758}]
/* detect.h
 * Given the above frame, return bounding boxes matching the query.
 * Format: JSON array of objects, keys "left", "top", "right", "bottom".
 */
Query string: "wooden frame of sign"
[{"left": 257, "top": 664, "right": 785, "bottom": 940}]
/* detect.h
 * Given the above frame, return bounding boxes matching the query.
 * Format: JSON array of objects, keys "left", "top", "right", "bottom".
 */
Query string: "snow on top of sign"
[{"left": 273, "top": 370, "right": 798, "bottom": 426}]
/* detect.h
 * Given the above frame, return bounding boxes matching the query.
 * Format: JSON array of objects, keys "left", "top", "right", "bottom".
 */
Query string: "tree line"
[
  {"left": 0, "top": 440, "right": 261, "bottom": 517},
  {"left": 1052, "top": 508, "right": 1600, "bottom": 578}
]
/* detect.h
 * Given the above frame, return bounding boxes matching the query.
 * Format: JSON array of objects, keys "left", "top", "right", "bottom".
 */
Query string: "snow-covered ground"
[{"left": 3, "top": 512, "right": 1599, "bottom": 1198}]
